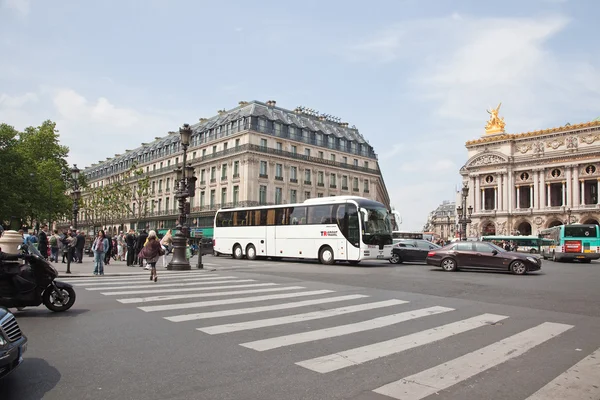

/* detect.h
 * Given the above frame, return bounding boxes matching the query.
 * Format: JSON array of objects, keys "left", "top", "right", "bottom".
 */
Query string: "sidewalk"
[{"left": 51, "top": 254, "right": 215, "bottom": 277}]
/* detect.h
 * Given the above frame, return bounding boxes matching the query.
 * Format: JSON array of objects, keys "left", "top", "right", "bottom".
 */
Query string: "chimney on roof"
[
  {"left": 199, "top": 118, "right": 207, "bottom": 122},
  {"left": 340, "top": 122, "right": 349, "bottom": 127},
  {"left": 266, "top": 100, "right": 276, "bottom": 107},
  {"left": 238, "top": 101, "right": 248, "bottom": 106},
  {"left": 318, "top": 115, "right": 326, "bottom": 121},
  {"left": 217, "top": 109, "right": 226, "bottom": 114},
  {"left": 168, "top": 131, "right": 177, "bottom": 135},
  {"left": 294, "top": 107, "right": 302, "bottom": 114}
]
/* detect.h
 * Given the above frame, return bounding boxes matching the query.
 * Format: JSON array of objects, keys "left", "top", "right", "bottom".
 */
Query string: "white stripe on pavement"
[
  {"left": 117, "top": 286, "right": 307, "bottom": 304},
  {"left": 102, "top": 282, "right": 278, "bottom": 296},
  {"left": 242, "top": 306, "right": 454, "bottom": 352},
  {"left": 74, "top": 276, "right": 238, "bottom": 286},
  {"left": 66, "top": 273, "right": 221, "bottom": 284},
  {"left": 372, "top": 322, "right": 574, "bottom": 400},
  {"left": 86, "top": 279, "right": 255, "bottom": 291},
  {"left": 525, "top": 348, "right": 600, "bottom": 400},
  {"left": 198, "top": 299, "right": 408, "bottom": 335},
  {"left": 138, "top": 290, "right": 336, "bottom": 312},
  {"left": 165, "top": 294, "right": 370, "bottom": 322},
  {"left": 295, "top": 313, "right": 507, "bottom": 372}
]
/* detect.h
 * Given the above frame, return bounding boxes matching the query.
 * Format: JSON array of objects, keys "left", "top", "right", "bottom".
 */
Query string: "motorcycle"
[{"left": 0, "top": 244, "right": 76, "bottom": 312}]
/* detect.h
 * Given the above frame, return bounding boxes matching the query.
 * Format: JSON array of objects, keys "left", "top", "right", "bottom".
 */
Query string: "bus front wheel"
[
  {"left": 246, "top": 244, "right": 257, "bottom": 260},
  {"left": 319, "top": 246, "right": 335, "bottom": 265},
  {"left": 233, "top": 245, "right": 243, "bottom": 260}
]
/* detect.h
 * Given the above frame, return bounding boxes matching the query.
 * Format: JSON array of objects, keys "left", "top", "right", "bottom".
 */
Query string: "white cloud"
[
  {"left": 0, "top": 92, "right": 38, "bottom": 108},
  {"left": 349, "top": 13, "right": 600, "bottom": 230},
  {"left": 2, "top": 0, "right": 30, "bottom": 15}
]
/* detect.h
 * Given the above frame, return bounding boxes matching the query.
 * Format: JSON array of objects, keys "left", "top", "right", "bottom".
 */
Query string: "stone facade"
[
  {"left": 460, "top": 116, "right": 600, "bottom": 237},
  {"left": 423, "top": 200, "right": 456, "bottom": 240},
  {"left": 78, "top": 100, "right": 391, "bottom": 233}
]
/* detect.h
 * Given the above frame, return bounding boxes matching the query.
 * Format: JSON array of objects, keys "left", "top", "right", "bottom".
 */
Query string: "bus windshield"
[
  {"left": 564, "top": 225, "right": 598, "bottom": 238},
  {"left": 361, "top": 206, "right": 392, "bottom": 245}
]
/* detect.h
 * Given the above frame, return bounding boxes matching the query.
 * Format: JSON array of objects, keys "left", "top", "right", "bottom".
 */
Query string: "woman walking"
[
  {"left": 159, "top": 229, "right": 173, "bottom": 268},
  {"left": 139, "top": 230, "right": 164, "bottom": 282},
  {"left": 92, "top": 230, "right": 109, "bottom": 276}
]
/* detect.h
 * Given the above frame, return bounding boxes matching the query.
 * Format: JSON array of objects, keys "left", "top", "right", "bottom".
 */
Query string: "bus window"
[
  {"left": 233, "top": 211, "right": 246, "bottom": 226},
  {"left": 308, "top": 205, "right": 333, "bottom": 224},
  {"left": 290, "top": 207, "right": 306, "bottom": 225},
  {"left": 334, "top": 204, "right": 346, "bottom": 233},
  {"left": 564, "top": 225, "right": 598, "bottom": 238},
  {"left": 275, "top": 208, "right": 290, "bottom": 225},
  {"left": 266, "top": 209, "right": 276, "bottom": 225}
]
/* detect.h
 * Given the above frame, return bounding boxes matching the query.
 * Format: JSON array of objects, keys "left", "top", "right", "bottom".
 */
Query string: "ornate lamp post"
[
  {"left": 167, "top": 124, "right": 193, "bottom": 270},
  {"left": 71, "top": 165, "right": 81, "bottom": 229},
  {"left": 446, "top": 215, "right": 451, "bottom": 240},
  {"left": 456, "top": 182, "right": 473, "bottom": 241}
]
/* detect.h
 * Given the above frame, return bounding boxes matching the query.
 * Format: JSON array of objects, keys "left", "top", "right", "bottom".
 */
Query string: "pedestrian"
[
  {"left": 138, "top": 230, "right": 164, "bottom": 282},
  {"left": 92, "top": 230, "right": 109, "bottom": 276},
  {"left": 160, "top": 229, "right": 173, "bottom": 268}
]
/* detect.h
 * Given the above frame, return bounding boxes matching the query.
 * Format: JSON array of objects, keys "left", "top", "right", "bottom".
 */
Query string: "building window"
[
  {"left": 260, "top": 138, "right": 267, "bottom": 149},
  {"left": 354, "top": 159, "right": 358, "bottom": 167},
  {"left": 290, "top": 166, "right": 297, "bottom": 181},
  {"left": 318, "top": 151, "right": 324, "bottom": 159},
  {"left": 221, "top": 164, "right": 227, "bottom": 180},
  {"left": 259, "top": 185, "right": 267, "bottom": 205},
  {"left": 233, "top": 161, "right": 239, "bottom": 177},
  {"left": 363, "top": 179, "right": 369, "bottom": 192},
  {"left": 221, "top": 188, "right": 227, "bottom": 205},
  {"left": 343, "top": 156, "right": 347, "bottom": 164},
  {"left": 353, "top": 177, "right": 359, "bottom": 191},
  {"left": 317, "top": 193, "right": 323, "bottom": 198},
  {"left": 166, "top": 178, "right": 170, "bottom": 190},
  {"left": 165, "top": 198, "right": 169, "bottom": 213},
  {"left": 517, "top": 186, "right": 531, "bottom": 209},
  {"left": 276, "top": 142, "right": 283, "bottom": 151},
  {"left": 152, "top": 181, "right": 156, "bottom": 194},
  {"left": 342, "top": 175, "right": 348, "bottom": 189},
  {"left": 331, "top": 154, "right": 336, "bottom": 162},
  {"left": 158, "top": 179, "right": 163, "bottom": 192},
  {"left": 331, "top": 174, "right": 337, "bottom": 188},
  {"left": 290, "top": 189, "right": 297, "bottom": 204},
  {"left": 275, "top": 163, "right": 283, "bottom": 180},
  {"left": 210, "top": 167, "right": 216, "bottom": 182},
  {"left": 223, "top": 142, "right": 228, "bottom": 151},
  {"left": 233, "top": 185, "right": 239, "bottom": 206},
  {"left": 305, "top": 148, "right": 311, "bottom": 157},
  {"left": 291, "top": 145, "right": 297, "bottom": 154},
  {"left": 305, "top": 169, "right": 311, "bottom": 184},
  {"left": 260, "top": 161, "right": 268, "bottom": 177},
  {"left": 200, "top": 169, "right": 205, "bottom": 184},
  {"left": 304, "top": 191, "right": 311, "bottom": 200},
  {"left": 212, "top": 145, "right": 217, "bottom": 154},
  {"left": 200, "top": 191, "right": 205, "bottom": 207},
  {"left": 192, "top": 152, "right": 196, "bottom": 159},
  {"left": 275, "top": 188, "right": 283, "bottom": 204},
  {"left": 318, "top": 171, "right": 324, "bottom": 186},
  {"left": 210, "top": 189, "right": 215, "bottom": 208},
  {"left": 202, "top": 149, "right": 206, "bottom": 158},
  {"left": 364, "top": 161, "right": 369, "bottom": 169},
  {"left": 235, "top": 139, "right": 240, "bottom": 149}
]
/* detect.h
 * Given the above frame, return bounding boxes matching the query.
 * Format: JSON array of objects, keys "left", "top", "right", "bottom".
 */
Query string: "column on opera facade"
[{"left": 539, "top": 168, "right": 545, "bottom": 208}]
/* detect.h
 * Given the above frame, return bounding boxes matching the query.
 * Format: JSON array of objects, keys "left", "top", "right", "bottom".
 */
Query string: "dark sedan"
[
  {"left": 426, "top": 241, "right": 542, "bottom": 275},
  {"left": 390, "top": 239, "right": 441, "bottom": 264},
  {"left": 0, "top": 307, "right": 27, "bottom": 379}
]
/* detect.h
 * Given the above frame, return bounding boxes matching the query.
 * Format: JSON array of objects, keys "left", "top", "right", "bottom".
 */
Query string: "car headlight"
[
  {"left": 0, "top": 335, "right": 6, "bottom": 346},
  {"left": 526, "top": 257, "right": 537, "bottom": 263}
]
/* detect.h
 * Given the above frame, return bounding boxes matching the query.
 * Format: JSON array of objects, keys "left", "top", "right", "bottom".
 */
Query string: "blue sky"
[{"left": 1, "top": 0, "right": 599, "bottom": 230}]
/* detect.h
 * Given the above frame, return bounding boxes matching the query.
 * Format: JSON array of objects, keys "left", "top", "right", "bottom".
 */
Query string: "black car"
[
  {"left": 0, "top": 307, "right": 27, "bottom": 379},
  {"left": 426, "top": 241, "right": 541, "bottom": 275},
  {"left": 390, "top": 239, "right": 441, "bottom": 264}
]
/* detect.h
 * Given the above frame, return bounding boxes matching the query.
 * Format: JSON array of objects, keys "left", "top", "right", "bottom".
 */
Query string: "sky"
[{"left": 1, "top": 0, "right": 599, "bottom": 230}]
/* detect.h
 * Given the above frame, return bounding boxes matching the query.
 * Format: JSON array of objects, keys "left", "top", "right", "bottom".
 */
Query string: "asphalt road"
[{"left": 2, "top": 256, "right": 600, "bottom": 400}]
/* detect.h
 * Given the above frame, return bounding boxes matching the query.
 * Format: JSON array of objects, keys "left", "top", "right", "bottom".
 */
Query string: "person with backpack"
[
  {"left": 49, "top": 229, "right": 60, "bottom": 262},
  {"left": 92, "top": 230, "right": 109, "bottom": 276}
]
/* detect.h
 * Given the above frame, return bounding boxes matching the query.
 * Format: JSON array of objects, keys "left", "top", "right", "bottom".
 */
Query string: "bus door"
[{"left": 345, "top": 204, "right": 361, "bottom": 260}]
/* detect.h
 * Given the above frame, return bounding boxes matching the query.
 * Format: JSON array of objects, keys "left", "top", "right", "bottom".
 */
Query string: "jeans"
[{"left": 93, "top": 251, "right": 105, "bottom": 275}]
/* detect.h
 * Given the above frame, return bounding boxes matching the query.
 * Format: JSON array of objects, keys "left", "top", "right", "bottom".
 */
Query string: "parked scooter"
[{"left": 0, "top": 244, "right": 76, "bottom": 312}]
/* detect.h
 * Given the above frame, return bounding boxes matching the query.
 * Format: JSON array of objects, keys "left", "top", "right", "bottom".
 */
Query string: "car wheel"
[
  {"left": 510, "top": 260, "right": 527, "bottom": 275},
  {"left": 389, "top": 253, "right": 402, "bottom": 264},
  {"left": 441, "top": 258, "right": 457, "bottom": 272}
]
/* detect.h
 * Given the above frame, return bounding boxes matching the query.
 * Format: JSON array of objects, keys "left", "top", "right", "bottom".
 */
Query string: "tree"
[
  {"left": 0, "top": 121, "right": 72, "bottom": 228},
  {"left": 126, "top": 166, "right": 151, "bottom": 229}
]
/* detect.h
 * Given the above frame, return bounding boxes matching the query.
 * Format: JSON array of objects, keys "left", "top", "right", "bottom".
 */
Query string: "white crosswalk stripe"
[
  {"left": 525, "top": 348, "right": 600, "bottom": 400},
  {"left": 138, "top": 290, "right": 336, "bottom": 312},
  {"left": 86, "top": 279, "right": 256, "bottom": 291},
  {"left": 64, "top": 271, "right": 212, "bottom": 283},
  {"left": 372, "top": 322, "right": 574, "bottom": 400},
  {"left": 295, "top": 313, "right": 508, "bottom": 372},
  {"left": 165, "top": 294, "right": 369, "bottom": 322},
  {"left": 198, "top": 299, "right": 408, "bottom": 335},
  {"left": 117, "top": 286, "right": 307, "bottom": 304},
  {"left": 76, "top": 272, "right": 588, "bottom": 399},
  {"left": 102, "top": 282, "right": 279, "bottom": 296},
  {"left": 73, "top": 275, "right": 239, "bottom": 286},
  {"left": 241, "top": 306, "right": 454, "bottom": 352}
]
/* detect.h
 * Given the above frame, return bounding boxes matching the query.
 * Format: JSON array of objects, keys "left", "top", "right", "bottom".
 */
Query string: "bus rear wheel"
[
  {"left": 246, "top": 244, "right": 257, "bottom": 260},
  {"left": 319, "top": 246, "right": 335, "bottom": 265}
]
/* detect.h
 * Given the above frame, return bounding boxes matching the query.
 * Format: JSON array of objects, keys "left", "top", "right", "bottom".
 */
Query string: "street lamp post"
[
  {"left": 446, "top": 215, "right": 451, "bottom": 240},
  {"left": 456, "top": 182, "right": 473, "bottom": 241},
  {"left": 71, "top": 165, "right": 81, "bottom": 229},
  {"left": 168, "top": 124, "right": 193, "bottom": 270}
]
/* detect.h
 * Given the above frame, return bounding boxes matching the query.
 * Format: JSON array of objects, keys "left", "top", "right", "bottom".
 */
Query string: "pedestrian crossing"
[{"left": 68, "top": 272, "right": 600, "bottom": 400}]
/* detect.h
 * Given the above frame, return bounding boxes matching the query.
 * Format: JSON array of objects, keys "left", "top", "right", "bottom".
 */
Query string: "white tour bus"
[{"left": 213, "top": 196, "right": 394, "bottom": 264}]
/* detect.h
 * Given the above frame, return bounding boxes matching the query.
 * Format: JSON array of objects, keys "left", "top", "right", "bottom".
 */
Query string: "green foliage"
[{"left": 0, "top": 121, "right": 71, "bottom": 227}]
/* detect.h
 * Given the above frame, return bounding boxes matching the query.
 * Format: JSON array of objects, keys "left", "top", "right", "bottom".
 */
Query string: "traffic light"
[{"left": 187, "top": 176, "right": 197, "bottom": 197}]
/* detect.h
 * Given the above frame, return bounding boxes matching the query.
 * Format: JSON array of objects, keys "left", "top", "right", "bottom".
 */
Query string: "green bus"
[
  {"left": 480, "top": 235, "right": 553, "bottom": 254},
  {"left": 539, "top": 224, "right": 600, "bottom": 262}
]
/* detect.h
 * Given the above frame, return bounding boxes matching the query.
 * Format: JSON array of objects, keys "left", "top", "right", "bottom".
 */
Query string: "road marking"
[
  {"left": 66, "top": 272, "right": 220, "bottom": 284},
  {"left": 295, "top": 313, "right": 507, "bottom": 372},
  {"left": 117, "top": 286, "right": 307, "bottom": 304},
  {"left": 242, "top": 306, "right": 454, "bottom": 352},
  {"left": 525, "top": 348, "right": 600, "bottom": 400},
  {"left": 138, "top": 290, "right": 336, "bottom": 312},
  {"left": 102, "top": 282, "right": 277, "bottom": 296},
  {"left": 73, "top": 275, "right": 238, "bottom": 286},
  {"left": 372, "top": 322, "right": 574, "bottom": 400},
  {"left": 198, "top": 299, "right": 408, "bottom": 335},
  {"left": 165, "top": 294, "right": 369, "bottom": 322},
  {"left": 86, "top": 279, "right": 255, "bottom": 291}
]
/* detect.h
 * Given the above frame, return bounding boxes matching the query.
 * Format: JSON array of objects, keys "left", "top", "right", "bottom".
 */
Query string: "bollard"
[{"left": 196, "top": 234, "right": 204, "bottom": 269}]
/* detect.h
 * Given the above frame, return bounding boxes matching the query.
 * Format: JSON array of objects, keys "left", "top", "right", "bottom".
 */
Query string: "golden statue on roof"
[{"left": 485, "top": 102, "right": 506, "bottom": 134}]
